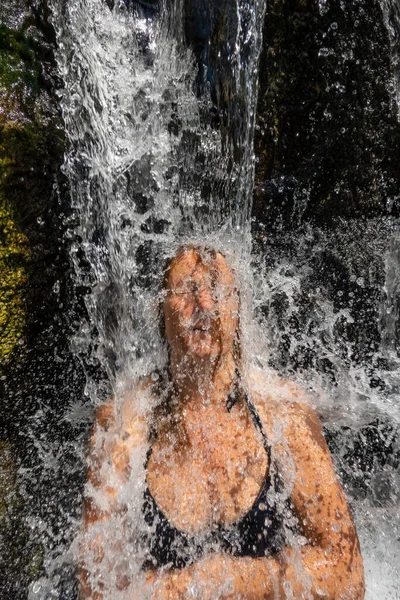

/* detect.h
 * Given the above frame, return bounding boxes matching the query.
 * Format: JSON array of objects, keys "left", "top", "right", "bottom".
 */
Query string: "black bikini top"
[{"left": 141, "top": 388, "right": 295, "bottom": 570}]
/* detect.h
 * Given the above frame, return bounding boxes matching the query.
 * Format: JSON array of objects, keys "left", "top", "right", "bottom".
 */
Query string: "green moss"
[
  {"left": 0, "top": 23, "right": 40, "bottom": 95},
  {"left": 0, "top": 110, "right": 33, "bottom": 374},
  {"left": 0, "top": 4, "right": 42, "bottom": 374}
]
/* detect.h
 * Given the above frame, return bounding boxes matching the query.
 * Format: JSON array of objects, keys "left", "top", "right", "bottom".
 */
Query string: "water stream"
[
  {"left": 25, "top": 0, "right": 400, "bottom": 597},
  {"left": 51, "top": 0, "right": 264, "bottom": 383}
]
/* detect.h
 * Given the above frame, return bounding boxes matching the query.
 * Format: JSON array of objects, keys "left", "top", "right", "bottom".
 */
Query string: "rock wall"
[
  {"left": 254, "top": 0, "right": 400, "bottom": 227},
  {"left": 0, "top": 0, "right": 65, "bottom": 377},
  {"left": 0, "top": 4, "right": 86, "bottom": 597}
]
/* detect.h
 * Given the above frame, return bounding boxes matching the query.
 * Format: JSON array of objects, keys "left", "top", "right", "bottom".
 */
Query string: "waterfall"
[
  {"left": 51, "top": 0, "right": 265, "bottom": 390},
  {"left": 381, "top": 0, "right": 400, "bottom": 120},
  {"left": 33, "top": 0, "right": 267, "bottom": 597},
  {"left": 22, "top": 0, "right": 399, "bottom": 597}
]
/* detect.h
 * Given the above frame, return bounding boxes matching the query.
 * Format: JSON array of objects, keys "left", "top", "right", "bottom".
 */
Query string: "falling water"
[
  {"left": 24, "top": 0, "right": 400, "bottom": 597},
  {"left": 51, "top": 0, "right": 264, "bottom": 386},
  {"left": 381, "top": 0, "right": 400, "bottom": 120},
  {"left": 33, "top": 0, "right": 266, "bottom": 597}
]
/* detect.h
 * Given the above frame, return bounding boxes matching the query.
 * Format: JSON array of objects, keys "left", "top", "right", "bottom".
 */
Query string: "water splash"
[
  {"left": 380, "top": 228, "right": 400, "bottom": 358},
  {"left": 380, "top": 0, "right": 400, "bottom": 120},
  {"left": 51, "top": 0, "right": 265, "bottom": 392},
  {"left": 251, "top": 220, "right": 400, "bottom": 598},
  {"left": 35, "top": 0, "right": 400, "bottom": 597}
]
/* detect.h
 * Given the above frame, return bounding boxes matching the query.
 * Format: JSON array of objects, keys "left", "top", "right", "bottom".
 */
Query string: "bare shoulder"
[
  {"left": 247, "top": 367, "right": 328, "bottom": 451},
  {"left": 248, "top": 367, "right": 312, "bottom": 416},
  {"left": 92, "top": 376, "right": 154, "bottom": 442}
]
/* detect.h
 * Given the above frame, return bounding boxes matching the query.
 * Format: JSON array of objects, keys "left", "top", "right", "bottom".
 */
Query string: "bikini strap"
[
  {"left": 245, "top": 393, "right": 265, "bottom": 439},
  {"left": 226, "top": 370, "right": 271, "bottom": 460},
  {"left": 226, "top": 368, "right": 244, "bottom": 411},
  {"left": 244, "top": 392, "right": 271, "bottom": 459},
  {"left": 144, "top": 445, "right": 152, "bottom": 468}
]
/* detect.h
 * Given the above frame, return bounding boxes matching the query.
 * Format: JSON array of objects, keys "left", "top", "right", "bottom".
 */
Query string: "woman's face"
[{"left": 163, "top": 249, "right": 239, "bottom": 359}]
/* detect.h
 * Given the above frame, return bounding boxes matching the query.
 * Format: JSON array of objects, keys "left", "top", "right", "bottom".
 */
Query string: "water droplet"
[
  {"left": 318, "top": 47, "right": 331, "bottom": 58},
  {"left": 32, "top": 581, "right": 42, "bottom": 594}
]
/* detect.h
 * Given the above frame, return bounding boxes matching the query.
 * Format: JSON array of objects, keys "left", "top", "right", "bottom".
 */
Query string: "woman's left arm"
[
  {"left": 272, "top": 400, "right": 365, "bottom": 599},
  {"left": 147, "top": 401, "right": 365, "bottom": 600}
]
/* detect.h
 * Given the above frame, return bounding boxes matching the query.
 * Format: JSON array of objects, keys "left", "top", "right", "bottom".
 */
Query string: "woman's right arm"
[{"left": 79, "top": 397, "right": 148, "bottom": 600}]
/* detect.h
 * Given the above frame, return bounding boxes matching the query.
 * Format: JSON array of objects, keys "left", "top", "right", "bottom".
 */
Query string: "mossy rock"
[
  {"left": 0, "top": 114, "right": 34, "bottom": 374},
  {"left": 0, "top": 199, "right": 30, "bottom": 372},
  {"left": 0, "top": 0, "right": 66, "bottom": 378},
  {"left": 0, "top": 10, "right": 81, "bottom": 595}
]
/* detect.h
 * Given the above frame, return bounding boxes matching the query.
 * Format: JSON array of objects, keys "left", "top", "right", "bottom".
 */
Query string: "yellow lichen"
[{"left": 0, "top": 197, "right": 30, "bottom": 370}]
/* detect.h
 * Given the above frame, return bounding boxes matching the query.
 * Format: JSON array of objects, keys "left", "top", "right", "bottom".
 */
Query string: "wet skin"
[
  {"left": 80, "top": 248, "right": 365, "bottom": 599},
  {"left": 150, "top": 250, "right": 269, "bottom": 531},
  {"left": 163, "top": 248, "right": 239, "bottom": 360}
]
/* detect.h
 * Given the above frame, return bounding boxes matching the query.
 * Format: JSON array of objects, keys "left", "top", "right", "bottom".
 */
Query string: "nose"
[{"left": 196, "top": 286, "right": 214, "bottom": 312}]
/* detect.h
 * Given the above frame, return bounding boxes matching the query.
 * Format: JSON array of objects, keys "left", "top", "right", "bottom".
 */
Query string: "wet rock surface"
[
  {"left": 254, "top": 0, "right": 400, "bottom": 226},
  {"left": 1, "top": 2, "right": 86, "bottom": 597},
  {"left": 0, "top": 441, "right": 46, "bottom": 598}
]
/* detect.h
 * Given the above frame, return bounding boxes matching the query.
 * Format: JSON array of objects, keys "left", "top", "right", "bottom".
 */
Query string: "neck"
[{"left": 169, "top": 350, "right": 237, "bottom": 411}]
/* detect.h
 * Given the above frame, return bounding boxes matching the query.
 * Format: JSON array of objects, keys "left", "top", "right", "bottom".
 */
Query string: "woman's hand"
[
  {"left": 147, "top": 553, "right": 280, "bottom": 600},
  {"left": 146, "top": 556, "right": 226, "bottom": 600},
  {"left": 147, "top": 566, "right": 193, "bottom": 600}
]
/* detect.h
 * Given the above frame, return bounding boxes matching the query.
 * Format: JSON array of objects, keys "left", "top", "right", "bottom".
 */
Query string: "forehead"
[{"left": 166, "top": 249, "right": 235, "bottom": 287}]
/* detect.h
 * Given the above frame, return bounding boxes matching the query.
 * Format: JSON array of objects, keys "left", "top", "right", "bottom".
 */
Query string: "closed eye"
[{"left": 170, "top": 282, "right": 198, "bottom": 295}]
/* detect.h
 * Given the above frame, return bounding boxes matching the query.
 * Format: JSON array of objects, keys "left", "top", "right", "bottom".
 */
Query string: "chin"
[
  {"left": 190, "top": 346, "right": 217, "bottom": 358},
  {"left": 184, "top": 331, "right": 219, "bottom": 358}
]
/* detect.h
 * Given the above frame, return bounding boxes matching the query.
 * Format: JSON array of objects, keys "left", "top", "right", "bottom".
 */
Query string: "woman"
[{"left": 80, "top": 246, "right": 365, "bottom": 599}]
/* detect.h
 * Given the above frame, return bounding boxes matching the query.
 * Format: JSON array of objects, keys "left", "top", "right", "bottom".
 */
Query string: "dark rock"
[
  {"left": 0, "top": 2, "right": 87, "bottom": 596},
  {"left": 254, "top": 0, "right": 400, "bottom": 227}
]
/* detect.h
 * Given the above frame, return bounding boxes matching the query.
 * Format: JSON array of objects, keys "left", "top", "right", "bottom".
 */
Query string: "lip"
[{"left": 191, "top": 321, "right": 210, "bottom": 332}]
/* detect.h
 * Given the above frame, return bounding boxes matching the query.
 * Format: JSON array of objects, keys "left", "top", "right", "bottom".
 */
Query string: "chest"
[{"left": 146, "top": 409, "right": 269, "bottom": 533}]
